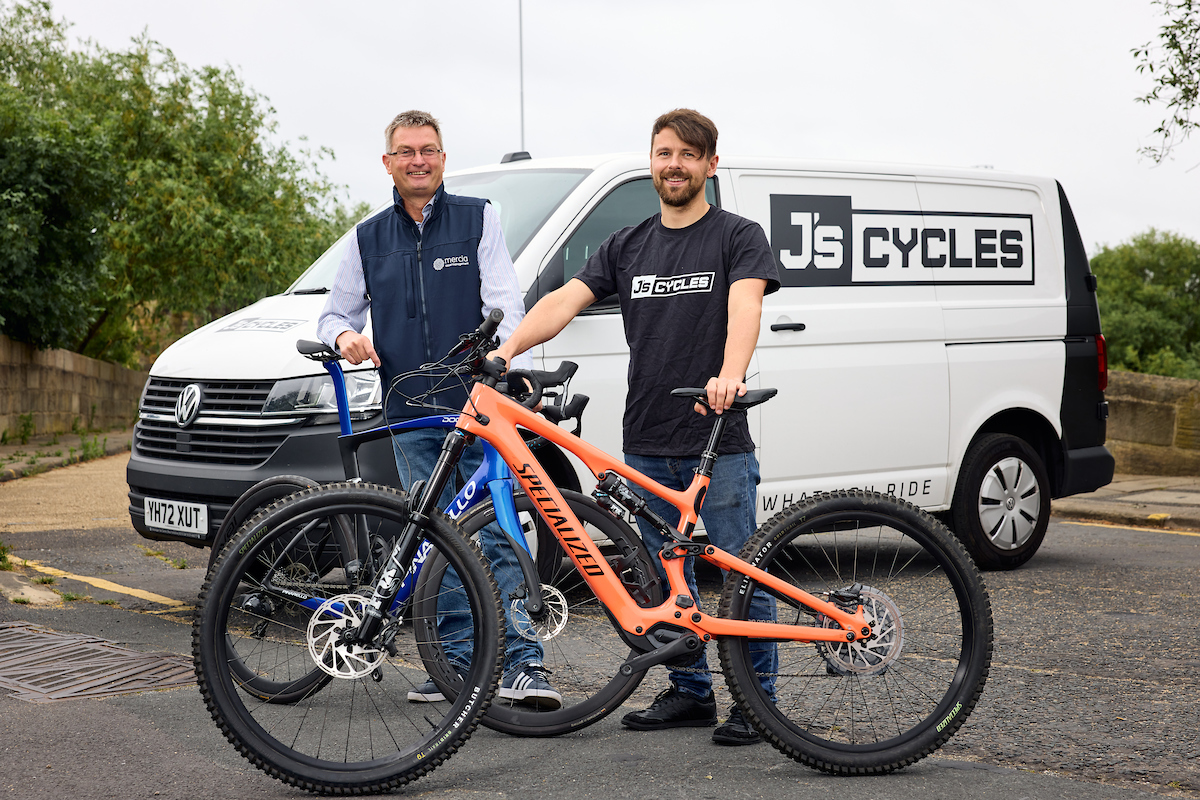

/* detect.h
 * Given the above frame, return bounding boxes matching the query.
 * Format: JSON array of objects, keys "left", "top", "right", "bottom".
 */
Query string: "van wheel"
[{"left": 950, "top": 434, "right": 1050, "bottom": 571}]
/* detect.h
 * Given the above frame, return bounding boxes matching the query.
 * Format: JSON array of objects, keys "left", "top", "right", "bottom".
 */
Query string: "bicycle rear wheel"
[
  {"left": 193, "top": 483, "right": 503, "bottom": 794},
  {"left": 717, "top": 490, "right": 992, "bottom": 774},
  {"left": 413, "top": 490, "right": 662, "bottom": 736}
]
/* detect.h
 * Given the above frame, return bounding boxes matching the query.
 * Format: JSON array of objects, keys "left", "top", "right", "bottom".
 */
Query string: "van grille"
[{"left": 136, "top": 378, "right": 300, "bottom": 466}]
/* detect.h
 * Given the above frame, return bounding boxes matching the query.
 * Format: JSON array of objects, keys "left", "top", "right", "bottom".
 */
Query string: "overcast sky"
[{"left": 47, "top": 0, "right": 1199, "bottom": 253}]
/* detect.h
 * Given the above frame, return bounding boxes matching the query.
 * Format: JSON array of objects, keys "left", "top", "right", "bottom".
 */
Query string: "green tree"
[
  {"left": 73, "top": 38, "right": 353, "bottom": 365},
  {"left": 1133, "top": 0, "right": 1200, "bottom": 163},
  {"left": 0, "top": 1, "right": 114, "bottom": 349},
  {"left": 0, "top": 0, "right": 358, "bottom": 366},
  {"left": 1091, "top": 229, "right": 1200, "bottom": 379}
]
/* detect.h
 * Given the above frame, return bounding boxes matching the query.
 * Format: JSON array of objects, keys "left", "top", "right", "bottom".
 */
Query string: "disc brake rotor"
[
  {"left": 307, "top": 594, "right": 385, "bottom": 679},
  {"left": 815, "top": 584, "right": 905, "bottom": 677},
  {"left": 512, "top": 584, "right": 569, "bottom": 641}
]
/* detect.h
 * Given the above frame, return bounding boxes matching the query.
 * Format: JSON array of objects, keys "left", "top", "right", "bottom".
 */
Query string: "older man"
[{"left": 318, "top": 110, "right": 560, "bottom": 708}]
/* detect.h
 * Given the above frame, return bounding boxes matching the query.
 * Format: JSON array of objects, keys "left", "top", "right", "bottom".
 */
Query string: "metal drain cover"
[{"left": 0, "top": 622, "right": 194, "bottom": 703}]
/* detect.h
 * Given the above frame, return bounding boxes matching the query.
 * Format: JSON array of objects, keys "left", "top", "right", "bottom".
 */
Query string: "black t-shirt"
[{"left": 574, "top": 205, "right": 780, "bottom": 457}]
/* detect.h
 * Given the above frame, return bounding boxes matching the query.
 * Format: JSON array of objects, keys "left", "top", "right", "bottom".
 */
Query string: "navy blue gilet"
[{"left": 357, "top": 184, "right": 486, "bottom": 419}]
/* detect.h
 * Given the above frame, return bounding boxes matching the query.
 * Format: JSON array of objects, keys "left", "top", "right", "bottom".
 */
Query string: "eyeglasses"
[{"left": 386, "top": 147, "right": 443, "bottom": 160}]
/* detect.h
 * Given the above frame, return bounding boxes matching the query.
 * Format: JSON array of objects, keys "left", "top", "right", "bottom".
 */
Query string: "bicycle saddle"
[
  {"left": 296, "top": 339, "right": 340, "bottom": 363},
  {"left": 669, "top": 386, "right": 778, "bottom": 411}
]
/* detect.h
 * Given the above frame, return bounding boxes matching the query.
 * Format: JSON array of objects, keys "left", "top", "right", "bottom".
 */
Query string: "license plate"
[{"left": 144, "top": 497, "right": 208, "bottom": 537}]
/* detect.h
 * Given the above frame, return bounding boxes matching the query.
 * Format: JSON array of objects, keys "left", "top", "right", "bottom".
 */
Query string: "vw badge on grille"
[{"left": 175, "top": 384, "right": 202, "bottom": 428}]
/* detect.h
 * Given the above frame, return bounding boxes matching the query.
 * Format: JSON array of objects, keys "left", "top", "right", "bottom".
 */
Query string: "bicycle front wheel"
[
  {"left": 413, "top": 490, "right": 662, "bottom": 736},
  {"left": 193, "top": 483, "right": 503, "bottom": 794},
  {"left": 718, "top": 490, "right": 992, "bottom": 774}
]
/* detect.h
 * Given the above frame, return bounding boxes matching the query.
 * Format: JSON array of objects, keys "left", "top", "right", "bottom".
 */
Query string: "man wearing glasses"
[{"left": 317, "top": 110, "right": 559, "bottom": 709}]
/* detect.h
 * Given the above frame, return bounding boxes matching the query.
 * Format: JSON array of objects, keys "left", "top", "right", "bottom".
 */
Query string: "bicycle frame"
[
  {"left": 288, "top": 359, "right": 533, "bottom": 615},
  {"left": 456, "top": 381, "right": 874, "bottom": 646}
]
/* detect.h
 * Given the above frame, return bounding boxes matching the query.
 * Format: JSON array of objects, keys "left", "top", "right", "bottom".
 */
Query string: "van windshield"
[{"left": 287, "top": 168, "right": 589, "bottom": 293}]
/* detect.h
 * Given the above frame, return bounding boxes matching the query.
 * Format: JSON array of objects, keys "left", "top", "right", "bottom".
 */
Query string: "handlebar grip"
[
  {"left": 504, "top": 368, "right": 542, "bottom": 410},
  {"left": 479, "top": 308, "right": 504, "bottom": 340}
]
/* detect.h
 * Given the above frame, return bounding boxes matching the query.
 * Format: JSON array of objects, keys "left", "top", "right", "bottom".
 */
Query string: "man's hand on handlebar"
[{"left": 335, "top": 331, "right": 381, "bottom": 368}]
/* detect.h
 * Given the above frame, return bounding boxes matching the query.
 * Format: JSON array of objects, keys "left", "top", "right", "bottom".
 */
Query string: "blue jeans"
[
  {"left": 392, "top": 428, "right": 543, "bottom": 673},
  {"left": 624, "top": 450, "right": 777, "bottom": 700}
]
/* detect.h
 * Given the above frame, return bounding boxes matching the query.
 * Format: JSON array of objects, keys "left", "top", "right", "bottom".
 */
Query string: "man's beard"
[{"left": 654, "top": 170, "right": 705, "bottom": 207}]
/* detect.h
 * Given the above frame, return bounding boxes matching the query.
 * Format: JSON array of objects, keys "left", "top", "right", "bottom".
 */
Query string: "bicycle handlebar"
[{"left": 503, "top": 369, "right": 542, "bottom": 410}]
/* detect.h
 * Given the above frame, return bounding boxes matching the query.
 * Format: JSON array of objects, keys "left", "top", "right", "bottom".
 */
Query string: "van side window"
[{"left": 525, "top": 177, "right": 718, "bottom": 311}]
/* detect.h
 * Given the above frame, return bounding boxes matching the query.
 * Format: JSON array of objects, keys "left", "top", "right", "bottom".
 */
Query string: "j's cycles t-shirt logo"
[
  {"left": 630, "top": 271, "right": 715, "bottom": 298},
  {"left": 769, "top": 195, "right": 1034, "bottom": 287}
]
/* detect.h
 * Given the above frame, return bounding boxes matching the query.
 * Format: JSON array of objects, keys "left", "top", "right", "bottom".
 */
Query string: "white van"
[{"left": 128, "top": 153, "right": 1113, "bottom": 570}]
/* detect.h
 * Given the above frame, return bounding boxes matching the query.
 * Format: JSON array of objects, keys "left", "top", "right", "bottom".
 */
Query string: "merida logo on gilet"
[{"left": 432, "top": 254, "right": 471, "bottom": 271}]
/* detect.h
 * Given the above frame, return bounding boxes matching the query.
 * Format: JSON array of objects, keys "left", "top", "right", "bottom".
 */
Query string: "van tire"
[{"left": 950, "top": 434, "right": 1050, "bottom": 571}]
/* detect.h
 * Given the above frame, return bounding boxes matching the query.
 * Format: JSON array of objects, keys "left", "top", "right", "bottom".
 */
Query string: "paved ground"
[{"left": 2, "top": 446, "right": 1200, "bottom": 797}]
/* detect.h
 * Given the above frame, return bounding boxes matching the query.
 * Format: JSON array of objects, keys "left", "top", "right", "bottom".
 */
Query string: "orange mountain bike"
[{"left": 194, "top": 310, "right": 992, "bottom": 793}]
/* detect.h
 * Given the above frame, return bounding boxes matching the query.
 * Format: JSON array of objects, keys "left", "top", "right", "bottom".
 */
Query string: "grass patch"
[
  {"left": 33, "top": 575, "right": 56, "bottom": 585},
  {"left": 80, "top": 435, "right": 107, "bottom": 462},
  {"left": 139, "top": 544, "right": 187, "bottom": 569},
  {"left": 56, "top": 591, "right": 88, "bottom": 602},
  {"left": 11, "top": 597, "right": 30, "bottom": 605},
  {"left": 97, "top": 598, "right": 119, "bottom": 606},
  {"left": 0, "top": 541, "right": 13, "bottom": 571}
]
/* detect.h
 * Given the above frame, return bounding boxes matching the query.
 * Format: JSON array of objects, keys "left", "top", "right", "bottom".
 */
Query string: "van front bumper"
[{"left": 126, "top": 419, "right": 399, "bottom": 547}]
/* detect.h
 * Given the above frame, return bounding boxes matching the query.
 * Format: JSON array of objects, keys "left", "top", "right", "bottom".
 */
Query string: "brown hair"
[
  {"left": 384, "top": 110, "right": 442, "bottom": 152},
  {"left": 651, "top": 109, "right": 718, "bottom": 159}
]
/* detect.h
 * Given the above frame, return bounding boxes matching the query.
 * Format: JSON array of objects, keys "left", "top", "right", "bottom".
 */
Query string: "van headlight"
[{"left": 263, "top": 372, "right": 382, "bottom": 421}]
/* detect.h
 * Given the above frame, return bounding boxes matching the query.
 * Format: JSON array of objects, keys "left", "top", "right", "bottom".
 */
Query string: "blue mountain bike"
[{"left": 193, "top": 324, "right": 657, "bottom": 791}]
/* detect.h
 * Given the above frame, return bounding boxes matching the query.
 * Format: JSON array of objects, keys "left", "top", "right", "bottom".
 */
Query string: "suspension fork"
[{"left": 349, "top": 428, "right": 469, "bottom": 644}]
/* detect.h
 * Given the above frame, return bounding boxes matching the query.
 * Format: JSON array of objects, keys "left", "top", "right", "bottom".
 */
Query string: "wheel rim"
[
  {"left": 718, "top": 495, "right": 991, "bottom": 768},
  {"left": 197, "top": 486, "right": 501, "bottom": 791},
  {"left": 977, "top": 455, "right": 1041, "bottom": 551}
]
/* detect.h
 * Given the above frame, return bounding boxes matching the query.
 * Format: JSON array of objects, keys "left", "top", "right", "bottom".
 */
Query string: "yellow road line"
[
  {"left": 23, "top": 560, "right": 187, "bottom": 607},
  {"left": 1059, "top": 519, "right": 1200, "bottom": 537}
]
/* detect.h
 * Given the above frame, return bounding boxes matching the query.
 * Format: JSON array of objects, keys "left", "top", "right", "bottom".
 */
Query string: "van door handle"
[{"left": 770, "top": 322, "right": 806, "bottom": 332}]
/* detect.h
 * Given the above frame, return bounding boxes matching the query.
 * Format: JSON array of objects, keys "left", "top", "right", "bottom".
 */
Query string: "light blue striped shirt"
[{"left": 317, "top": 193, "right": 532, "bottom": 371}]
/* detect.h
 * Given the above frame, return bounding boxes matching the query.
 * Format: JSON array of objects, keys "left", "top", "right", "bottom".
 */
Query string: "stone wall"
[
  {"left": 1, "top": 333, "right": 1196, "bottom": 476},
  {"left": 0, "top": 333, "right": 148, "bottom": 438},
  {"left": 1106, "top": 370, "right": 1200, "bottom": 476}
]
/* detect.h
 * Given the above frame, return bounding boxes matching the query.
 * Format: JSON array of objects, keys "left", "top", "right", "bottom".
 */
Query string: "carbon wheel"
[
  {"left": 718, "top": 490, "right": 992, "bottom": 774},
  {"left": 413, "top": 490, "right": 662, "bottom": 736}
]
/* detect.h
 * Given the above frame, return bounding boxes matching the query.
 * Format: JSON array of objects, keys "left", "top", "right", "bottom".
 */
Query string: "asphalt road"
[{"left": 1, "top": 457, "right": 1199, "bottom": 798}]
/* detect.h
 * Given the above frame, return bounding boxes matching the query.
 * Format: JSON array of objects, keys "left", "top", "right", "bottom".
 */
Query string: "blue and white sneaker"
[{"left": 498, "top": 662, "right": 562, "bottom": 709}]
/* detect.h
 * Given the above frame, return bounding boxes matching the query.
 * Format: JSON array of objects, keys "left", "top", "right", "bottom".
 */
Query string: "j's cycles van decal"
[{"left": 770, "top": 194, "right": 1034, "bottom": 286}]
